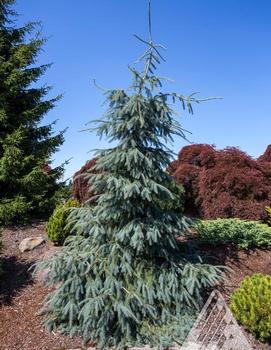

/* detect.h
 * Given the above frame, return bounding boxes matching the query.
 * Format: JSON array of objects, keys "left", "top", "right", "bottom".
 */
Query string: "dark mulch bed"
[
  {"left": 0, "top": 221, "right": 84, "bottom": 350},
  {"left": 0, "top": 222, "right": 271, "bottom": 349}
]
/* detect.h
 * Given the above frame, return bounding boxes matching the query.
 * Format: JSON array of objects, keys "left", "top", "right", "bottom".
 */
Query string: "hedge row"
[{"left": 193, "top": 218, "right": 271, "bottom": 249}]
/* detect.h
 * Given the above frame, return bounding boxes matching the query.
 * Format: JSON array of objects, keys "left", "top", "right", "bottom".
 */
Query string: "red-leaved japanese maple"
[
  {"left": 169, "top": 144, "right": 271, "bottom": 220},
  {"left": 72, "top": 158, "right": 97, "bottom": 202}
]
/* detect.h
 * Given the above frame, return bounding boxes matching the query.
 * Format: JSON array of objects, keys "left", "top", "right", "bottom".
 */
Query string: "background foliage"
[
  {"left": 169, "top": 144, "right": 271, "bottom": 220},
  {"left": 0, "top": 0, "right": 65, "bottom": 225},
  {"left": 72, "top": 159, "right": 97, "bottom": 203},
  {"left": 73, "top": 159, "right": 185, "bottom": 213},
  {"left": 0, "top": 229, "right": 2, "bottom": 275},
  {"left": 265, "top": 206, "right": 271, "bottom": 226}
]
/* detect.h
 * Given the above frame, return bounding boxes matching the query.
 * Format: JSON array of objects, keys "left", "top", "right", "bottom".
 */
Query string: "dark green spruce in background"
[{"left": 0, "top": 0, "right": 66, "bottom": 225}]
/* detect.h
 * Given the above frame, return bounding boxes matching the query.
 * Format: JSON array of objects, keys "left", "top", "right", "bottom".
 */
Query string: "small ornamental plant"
[
  {"left": 39, "top": 2, "right": 223, "bottom": 348},
  {"left": 193, "top": 218, "right": 271, "bottom": 249},
  {"left": 265, "top": 206, "right": 271, "bottom": 225},
  {"left": 0, "top": 230, "right": 2, "bottom": 275},
  {"left": 46, "top": 199, "right": 81, "bottom": 245},
  {"left": 230, "top": 274, "right": 271, "bottom": 341}
]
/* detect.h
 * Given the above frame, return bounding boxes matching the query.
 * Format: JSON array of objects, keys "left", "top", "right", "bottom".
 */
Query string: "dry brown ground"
[
  {"left": 0, "top": 222, "right": 84, "bottom": 350},
  {"left": 0, "top": 222, "right": 271, "bottom": 349}
]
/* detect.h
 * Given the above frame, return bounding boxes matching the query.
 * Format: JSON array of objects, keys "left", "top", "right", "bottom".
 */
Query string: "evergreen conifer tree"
[
  {"left": 0, "top": 0, "right": 65, "bottom": 224},
  {"left": 40, "top": 2, "right": 223, "bottom": 348}
]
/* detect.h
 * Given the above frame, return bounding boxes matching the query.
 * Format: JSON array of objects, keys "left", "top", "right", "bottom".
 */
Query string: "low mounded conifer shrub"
[
  {"left": 193, "top": 218, "right": 271, "bottom": 249},
  {"left": 46, "top": 199, "right": 81, "bottom": 245},
  {"left": 230, "top": 273, "right": 271, "bottom": 341}
]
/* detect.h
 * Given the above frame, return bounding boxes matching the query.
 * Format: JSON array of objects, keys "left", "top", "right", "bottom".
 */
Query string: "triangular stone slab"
[{"left": 180, "top": 289, "right": 252, "bottom": 350}]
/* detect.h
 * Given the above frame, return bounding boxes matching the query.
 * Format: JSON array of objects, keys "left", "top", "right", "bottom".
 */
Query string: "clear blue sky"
[{"left": 15, "top": 0, "right": 271, "bottom": 180}]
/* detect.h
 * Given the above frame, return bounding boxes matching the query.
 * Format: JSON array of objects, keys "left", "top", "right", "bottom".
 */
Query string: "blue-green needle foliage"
[{"left": 39, "top": 4, "right": 223, "bottom": 348}]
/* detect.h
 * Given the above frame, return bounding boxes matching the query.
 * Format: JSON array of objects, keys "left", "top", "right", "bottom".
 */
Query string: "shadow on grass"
[{"left": 0, "top": 256, "right": 33, "bottom": 305}]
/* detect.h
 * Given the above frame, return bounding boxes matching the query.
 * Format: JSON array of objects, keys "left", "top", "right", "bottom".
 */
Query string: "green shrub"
[
  {"left": 0, "top": 196, "right": 31, "bottom": 226},
  {"left": 193, "top": 218, "right": 271, "bottom": 249},
  {"left": 230, "top": 273, "right": 271, "bottom": 341},
  {"left": 46, "top": 199, "right": 80, "bottom": 245},
  {"left": 0, "top": 231, "right": 2, "bottom": 276},
  {"left": 52, "top": 182, "right": 72, "bottom": 206},
  {"left": 265, "top": 206, "right": 271, "bottom": 225},
  {"left": 0, "top": 183, "right": 72, "bottom": 227}
]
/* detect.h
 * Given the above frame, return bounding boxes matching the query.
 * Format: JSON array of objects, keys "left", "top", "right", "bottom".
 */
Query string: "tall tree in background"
[
  {"left": 40, "top": 1, "right": 223, "bottom": 348},
  {"left": 0, "top": 0, "right": 65, "bottom": 224}
]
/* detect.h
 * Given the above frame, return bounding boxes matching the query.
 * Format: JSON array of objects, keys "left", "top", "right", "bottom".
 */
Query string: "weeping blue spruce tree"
[{"left": 40, "top": 2, "right": 223, "bottom": 348}]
